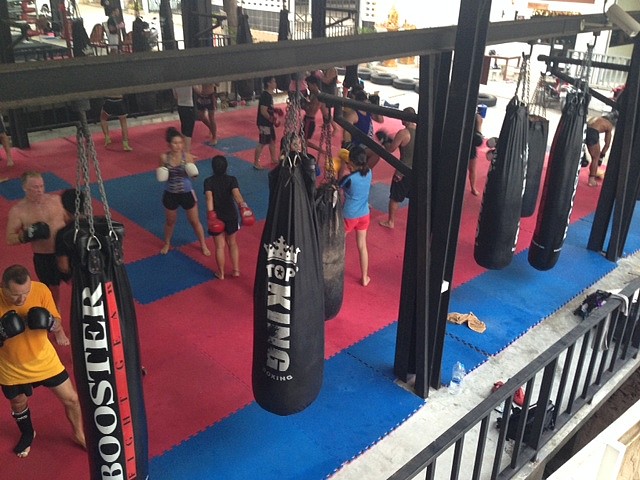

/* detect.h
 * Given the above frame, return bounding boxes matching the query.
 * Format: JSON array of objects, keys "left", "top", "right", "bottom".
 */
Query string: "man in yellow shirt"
[{"left": 0, "top": 264, "right": 85, "bottom": 457}]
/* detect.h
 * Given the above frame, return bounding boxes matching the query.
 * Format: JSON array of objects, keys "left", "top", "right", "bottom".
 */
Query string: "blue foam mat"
[
  {"left": 150, "top": 351, "right": 424, "bottom": 480},
  {"left": 449, "top": 222, "right": 616, "bottom": 356},
  {"left": 97, "top": 154, "right": 269, "bottom": 246},
  {"left": 209, "top": 136, "right": 258, "bottom": 154},
  {"left": 0, "top": 173, "right": 71, "bottom": 200},
  {"left": 126, "top": 250, "right": 215, "bottom": 304},
  {"left": 441, "top": 334, "right": 490, "bottom": 385},
  {"left": 345, "top": 323, "right": 399, "bottom": 381}
]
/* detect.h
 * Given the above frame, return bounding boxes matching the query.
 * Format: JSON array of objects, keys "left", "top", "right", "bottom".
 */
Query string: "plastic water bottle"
[{"left": 448, "top": 361, "right": 466, "bottom": 395}]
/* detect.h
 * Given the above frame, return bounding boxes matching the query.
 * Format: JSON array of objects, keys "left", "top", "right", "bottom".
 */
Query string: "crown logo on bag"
[{"left": 264, "top": 236, "right": 300, "bottom": 265}]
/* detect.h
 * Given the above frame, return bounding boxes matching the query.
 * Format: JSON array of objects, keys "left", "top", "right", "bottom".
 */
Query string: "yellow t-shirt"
[{"left": 0, "top": 281, "right": 64, "bottom": 385}]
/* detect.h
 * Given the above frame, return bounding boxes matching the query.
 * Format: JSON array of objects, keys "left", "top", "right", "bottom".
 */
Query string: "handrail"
[{"left": 389, "top": 277, "right": 640, "bottom": 480}]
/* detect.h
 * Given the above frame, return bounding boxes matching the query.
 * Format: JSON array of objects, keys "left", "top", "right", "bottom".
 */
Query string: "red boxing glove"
[
  {"left": 273, "top": 107, "right": 284, "bottom": 117},
  {"left": 207, "top": 211, "right": 225, "bottom": 234},
  {"left": 239, "top": 202, "right": 255, "bottom": 226}
]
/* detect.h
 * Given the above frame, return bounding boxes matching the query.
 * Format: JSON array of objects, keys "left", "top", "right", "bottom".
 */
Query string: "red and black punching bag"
[
  {"left": 529, "top": 90, "right": 589, "bottom": 270},
  {"left": 253, "top": 153, "right": 325, "bottom": 415},
  {"left": 474, "top": 96, "right": 529, "bottom": 269},
  {"left": 66, "top": 217, "right": 148, "bottom": 480}
]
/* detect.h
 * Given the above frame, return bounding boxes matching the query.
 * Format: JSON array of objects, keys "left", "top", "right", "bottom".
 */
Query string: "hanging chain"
[
  {"left": 76, "top": 110, "right": 118, "bottom": 241},
  {"left": 75, "top": 115, "right": 95, "bottom": 238},
  {"left": 282, "top": 90, "right": 305, "bottom": 156},
  {"left": 529, "top": 73, "right": 547, "bottom": 118},
  {"left": 319, "top": 119, "right": 335, "bottom": 182},
  {"left": 515, "top": 54, "right": 529, "bottom": 102},
  {"left": 579, "top": 44, "right": 594, "bottom": 86}
]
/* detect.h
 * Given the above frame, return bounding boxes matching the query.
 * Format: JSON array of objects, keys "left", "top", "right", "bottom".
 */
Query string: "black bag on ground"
[
  {"left": 497, "top": 401, "right": 556, "bottom": 444},
  {"left": 253, "top": 155, "right": 325, "bottom": 415},
  {"left": 474, "top": 96, "right": 528, "bottom": 269},
  {"left": 522, "top": 115, "right": 549, "bottom": 217}
]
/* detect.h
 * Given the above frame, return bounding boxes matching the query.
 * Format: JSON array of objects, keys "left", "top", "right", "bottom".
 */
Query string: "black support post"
[
  {"left": 0, "top": 0, "right": 29, "bottom": 148},
  {"left": 427, "top": 0, "right": 492, "bottom": 389},
  {"left": 182, "top": 0, "right": 213, "bottom": 48},
  {"left": 311, "top": 0, "right": 326, "bottom": 38},
  {"left": 588, "top": 36, "right": 640, "bottom": 259}
]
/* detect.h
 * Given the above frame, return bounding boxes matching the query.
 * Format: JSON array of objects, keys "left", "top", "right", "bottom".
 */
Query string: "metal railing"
[
  {"left": 565, "top": 50, "right": 630, "bottom": 91},
  {"left": 389, "top": 277, "right": 640, "bottom": 480}
]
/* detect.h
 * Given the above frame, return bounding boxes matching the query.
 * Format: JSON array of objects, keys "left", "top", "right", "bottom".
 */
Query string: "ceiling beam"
[{"left": 0, "top": 13, "right": 613, "bottom": 108}]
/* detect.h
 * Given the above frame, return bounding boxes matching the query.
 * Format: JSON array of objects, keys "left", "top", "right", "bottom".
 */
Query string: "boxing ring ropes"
[{"left": 2, "top": 2, "right": 640, "bottom": 400}]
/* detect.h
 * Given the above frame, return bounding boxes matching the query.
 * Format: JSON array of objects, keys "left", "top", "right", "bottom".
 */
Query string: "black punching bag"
[
  {"left": 67, "top": 217, "right": 149, "bottom": 480},
  {"left": 474, "top": 96, "right": 528, "bottom": 269},
  {"left": 315, "top": 182, "right": 345, "bottom": 320},
  {"left": 521, "top": 114, "right": 549, "bottom": 217},
  {"left": 529, "top": 90, "right": 589, "bottom": 270},
  {"left": 253, "top": 154, "right": 325, "bottom": 415}
]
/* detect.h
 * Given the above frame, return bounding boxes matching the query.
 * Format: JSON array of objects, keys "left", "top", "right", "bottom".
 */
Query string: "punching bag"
[
  {"left": 253, "top": 153, "right": 325, "bottom": 415},
  {"left": 529, "top": 90, "right": 589, "bottom": 270},
  {"left": 315, "top": 182, "right": 345, "bottom": 320},
  {"left": 521, "top": 114, "right": 549, "bottom": 217},
  {"left": 67, "top": 217, "right": 149, "bottom": 480},
  {"left": 474, "top": 96, "right": 528, "bottom": 269}
]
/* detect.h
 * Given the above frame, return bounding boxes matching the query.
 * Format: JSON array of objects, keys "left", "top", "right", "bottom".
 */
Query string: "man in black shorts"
[
  {"left": 379, "top": 107, "right": 416, "bottom": 229},
  {"left": 194, "top": 83, "right": 218, "bottom": 145},
  {"left": 5, "top": 172, "right": 71, "bottom": 345},
  {"left": 100, "top": 95, "right": 133, "bottom": 151},
  {"left": 585, "top": 112, "right": 617, "bottom": 186},
  {"left": 173, "top": 85, "right": 196, "bottom": 152},
  {"left": 253, "top": 76, "right": 279, "bottom": 169}
]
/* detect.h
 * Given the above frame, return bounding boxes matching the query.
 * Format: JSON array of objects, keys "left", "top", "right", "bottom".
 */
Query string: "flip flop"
[{"left": 465, "top": 312, "right": 486, "bottom": 334}]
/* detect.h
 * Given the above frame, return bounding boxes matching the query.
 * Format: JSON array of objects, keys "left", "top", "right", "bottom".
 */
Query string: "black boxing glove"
[
  {"left": 0, "top": 310, "right": 26, "bottom": 346},
  {"left": 27, "top": 307, "right": 55, "bottom": 332},
  {"left": 375, "top": 130, "right": 393, "bottom": 147},
  {"left": 22, "top": 222, "right": 50, "bottom": 243},
  {"left": 341, "top": 140, "right": 353, "bottom": 151}
]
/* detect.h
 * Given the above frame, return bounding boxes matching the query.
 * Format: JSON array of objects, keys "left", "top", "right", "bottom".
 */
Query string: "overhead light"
[{"left": 607, "top": 4, "right": 640, "bottom": 38}]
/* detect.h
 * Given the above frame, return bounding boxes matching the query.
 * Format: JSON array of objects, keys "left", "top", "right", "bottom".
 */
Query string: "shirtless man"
[
  {"left": 5, "top": 172, "right": 71, "bottom": 346},
  {"left": 378, "top": 107, "right": 416, "bottom": 229},
  {"left": 194, "top": 83, "right": 218, "bottom": 145},
  {"left": 585, "top": 112, "right": 617, "bottom": 187},
  {"left": 302, "top": 75, "right": 330, "bottom": 152}
]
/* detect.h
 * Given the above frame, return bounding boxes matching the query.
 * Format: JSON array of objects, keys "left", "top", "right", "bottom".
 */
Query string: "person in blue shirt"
[{"left": 339, "top": 146, "right": 372, "bottom": 287}]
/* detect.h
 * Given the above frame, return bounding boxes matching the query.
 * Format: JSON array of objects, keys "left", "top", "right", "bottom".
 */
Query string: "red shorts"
[{"left": 344, "top": 214, "right": 370, "bottom": 232}]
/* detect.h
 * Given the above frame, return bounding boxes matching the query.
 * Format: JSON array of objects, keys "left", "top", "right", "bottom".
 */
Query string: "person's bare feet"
[
  {"left": 231, "top": 270, "right": 240, "bottom": 278},
  {"left": 379, "top": 220, "right": 394, "bottom": 229},
  {"left": 202, "top": 245, "right": 211, "bottom": 256},
  {"left": 253, "top": 162, "right": 263, "bottom": 170},
  {"left": 471, "top": 188, "right": 479, "bottom": 196},
  {"left": 7, "top": 159, "right": 14, "bottom": 168},
  {"left": 54, "top": 329, "right": 70, "bottom": 346},
  {"left": 361, "top": 276, "right": 371, "bottom": 287},
  {"left": 160, "top": 244, "right": 171, "bottom": 255},
  {"left": 588, "top": 175, "right": 599, "bottom": 187}
]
